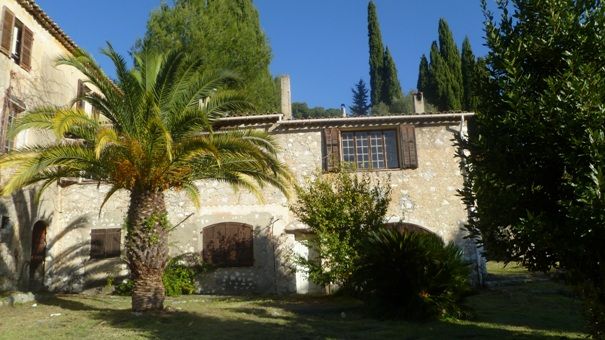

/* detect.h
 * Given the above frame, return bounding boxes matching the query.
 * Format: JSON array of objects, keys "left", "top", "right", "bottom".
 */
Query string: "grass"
[{"left": 0, "top": 263, "right": 588, "bottom": 339}]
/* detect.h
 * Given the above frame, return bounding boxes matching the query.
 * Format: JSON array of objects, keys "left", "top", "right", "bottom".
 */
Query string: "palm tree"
[{"left": 0, "top": 46, "right": 292, "bottom": 312}]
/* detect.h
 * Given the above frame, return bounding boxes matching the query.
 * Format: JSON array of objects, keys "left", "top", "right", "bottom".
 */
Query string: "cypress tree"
[
  {"left": 437, "top": 18, "right": 463, "bottom": 110},
  {"left": 417, "top": 54, "right": 430, "bottom": 94},
  {"left": 381, "top": 47, "right": 403, "bottom": 105},
  {"left": 368, "top": 1, "right": 385, "bottom": 106},
  {"left": 461, "top": 37, "right": 477, "bottom": 111},
  {"left": 428, "top": 41, "right": 447, "bottom": 110},
  {"left": 350, "top": 79, "right": 370, "bottom": 116}
]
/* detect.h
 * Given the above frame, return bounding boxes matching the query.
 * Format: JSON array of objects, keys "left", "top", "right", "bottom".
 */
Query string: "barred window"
[{"left": 341, "top": 130, "right": 399, "bottom": 170}]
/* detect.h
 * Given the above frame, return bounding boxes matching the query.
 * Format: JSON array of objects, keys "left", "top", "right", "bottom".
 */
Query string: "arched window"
[{"left": 202, "top": 222, "right": 253, "bottom": 267}]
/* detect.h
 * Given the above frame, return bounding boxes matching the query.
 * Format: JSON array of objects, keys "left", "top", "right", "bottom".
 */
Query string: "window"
[
  {"left": 324, "top": 124, "right": 418, "bottom": 171},
  {"left": 341, "top": 130, "right": 399, "bottom": 170},
  {"left": 1, "top": 6, "right": 33, "bottom": 71},
  {"left": 1, "top": 95, "right": 25, "bottom": 153},
  {"left": 0, "top": 215, "right": 10, "bottom": 230},
  {"left": 90, "top": 228, "right": 121, "bottom": 259},
  {"left": 202, "top": 222, "right": 253, "bottom": 267}
]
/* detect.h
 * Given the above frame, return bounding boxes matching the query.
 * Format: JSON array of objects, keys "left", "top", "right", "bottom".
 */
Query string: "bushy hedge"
[{"left": 351, "top": 228, "right": 471, "bottom": 320}]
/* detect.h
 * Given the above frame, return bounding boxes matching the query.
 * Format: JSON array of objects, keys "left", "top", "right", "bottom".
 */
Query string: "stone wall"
[
  {"left": 16, "top": 121, "right": 484, "bottom": 294},
  {"left": 0, "top": 0, "right": 94, "bottom": 291}
]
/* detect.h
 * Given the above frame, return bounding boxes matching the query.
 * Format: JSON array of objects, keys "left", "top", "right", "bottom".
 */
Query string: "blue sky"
[{"left": 36, "top": 0, "right": 488, "bottom": 108}]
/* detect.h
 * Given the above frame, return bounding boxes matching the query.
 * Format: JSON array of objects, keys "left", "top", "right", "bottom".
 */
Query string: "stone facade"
[
  {"left": 0, "top": 0, "right": 485, "bottom": 294},
  {"left": 0, "top": 0, "right": 95, "bottom": 291}
]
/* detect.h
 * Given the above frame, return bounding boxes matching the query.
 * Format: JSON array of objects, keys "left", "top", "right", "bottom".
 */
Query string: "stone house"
[{"left": 0, "top": 0, "right": 485, "bottom": 294}]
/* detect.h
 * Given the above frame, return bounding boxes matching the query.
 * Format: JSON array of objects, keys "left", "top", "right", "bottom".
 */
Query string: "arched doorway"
[
  {"left": 384, "top": 222, "right": 435, "bottom": 235},
  {"left": 29, "top": 220, "right": 47, "bottom": 289}
]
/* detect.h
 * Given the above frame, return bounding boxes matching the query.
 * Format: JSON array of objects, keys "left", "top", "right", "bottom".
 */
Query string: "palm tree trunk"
[{"left": 126, "top": 187, "right": 169, "bottom": 312}]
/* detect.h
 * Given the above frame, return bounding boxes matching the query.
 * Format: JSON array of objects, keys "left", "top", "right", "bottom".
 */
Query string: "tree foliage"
[
  {"left": 368, "top": 0, "right": 385, "bottom": 107},
  {"left": 0, "top": 46, "right": 292, "bottom": 311},
  {"left": 461, "top": 37, "right": 477, "bottom": 111},
  {"left": 382, "top": 48, "right": 404, "bottom": 106},
  {"left": 290, "top": 170, "right": 391, "bottom": 288},
  {"left": 465, "top": 0, "right": 605, "bottom": 335},
  {"left": 418, "top": 19, "right": 476, "bottom": 112},
  {"left": 350, "top": 79, "right": 370, "bottom": 116},
  {"left": 292, "top": 102, "right": 342, "bottom": 119},
  {"left": 136, "top": 0, "right": 279, "bottom": 113}
]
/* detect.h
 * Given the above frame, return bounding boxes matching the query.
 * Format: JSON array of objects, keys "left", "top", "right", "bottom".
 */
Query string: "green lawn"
[{"left": 0, "top": 264, "right": 588, "bottom": 339}]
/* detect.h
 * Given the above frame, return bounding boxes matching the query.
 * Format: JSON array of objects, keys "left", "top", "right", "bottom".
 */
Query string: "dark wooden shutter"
[
  {"left": 20, "top": 25, "right": 33, "bottom": 71},
  {"left": 90, "top": 228, "right": 121, "bottom": 258},
  {"left": 0, "top": 7, "right": 14, "bottom": 57},
  {"left": 106, "top": 229, "right": 121, "bottom": 257},
  {"left": 399, "top": 124, "right": 418, "bottom": 169},
  {"left": 203, "top": 223, "right": 253, "bottom": 267},
  {"left": 90, "top": 229, "right": 105, "bottom": 258},
  {"left": 76, "top": 80, "right": 85, "bottom": 110},
  {"left": 324, "top": 127, "right": 341, "bottom": 172}
]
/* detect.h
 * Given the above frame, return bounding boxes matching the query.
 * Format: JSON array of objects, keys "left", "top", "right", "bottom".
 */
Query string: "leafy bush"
[
  {"left": 113, "top": 278, "right": 135, "bottom": 296},
  {"left": 112, "top": 253, "right": 210, "bottom": 296},
  {"left": 351, "top": 228, "right": 470, "bottom": 320},
  {"left": 290, "top": 169, "right": 390, "bottom": 288}
]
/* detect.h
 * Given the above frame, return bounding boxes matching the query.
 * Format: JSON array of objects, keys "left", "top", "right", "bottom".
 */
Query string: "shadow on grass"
[{"left": 35, "top": 293, "right": 584, "bottom": 339}]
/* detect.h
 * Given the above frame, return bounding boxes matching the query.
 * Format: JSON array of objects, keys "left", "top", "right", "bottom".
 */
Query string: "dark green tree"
[
  {"left": 350, "top": 79, "right": 370, "bottom": 116},
  {"left": 428, "top": 41, "right": 447, "bottom": 109},
  {"left": 416, "top": 54, "right": 430, "bottom": 95},
  {"left": 381, "top": 47, "right": 403, "bottom": 106},
  {"left": 368, "top": 0, "right": 385, "bottom": 106},
  {"left": 461, "top": 37, "right": 477, "bottom": 111},
  {"left": 464, "top": 0, "right": 605, "bottom": 335},
  {"left": 137, "top": 0, "right": 278, "bottom": 113},
  {"left": 437, "top": 18, "right": 463, "bottom": 110}
]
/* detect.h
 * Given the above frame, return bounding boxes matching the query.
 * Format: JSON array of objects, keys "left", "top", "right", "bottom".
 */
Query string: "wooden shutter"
[
  {"left": 399, "top": 124, "right": 418, "bottom": 169},
  {"left": 76, "top": 80, "right": 85, "bottom": 110},
  {"left": 106, "top": 229, "right": 121, "bottom": 257},
  {"left": 0, "top": 7, "right": 14, "bottom": 57},
  {"left": 90, "top": 229, "right": 106, "bottom": 258},
  {"left": 202, "top": 223, "right": 253, "bottom": 267},
  {"left": 90, "top": 228, "right": 121, "bottom": 258},
  {"left": 20, "top": 25, "right": 33, "bottom": 71},
  {"left": 324, "top": 127, "right": 341, "bottom": 172}
]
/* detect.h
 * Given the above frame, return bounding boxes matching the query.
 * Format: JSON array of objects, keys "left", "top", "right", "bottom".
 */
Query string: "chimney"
[
  {"left": 280, "top": 75, "right": 292, "bottom": 120},
  {"left": 413, "top": 91, "right": 425, "bottom": 114},
  {"left": 340, "top": 104, "right": 347, "bottom": 117}
]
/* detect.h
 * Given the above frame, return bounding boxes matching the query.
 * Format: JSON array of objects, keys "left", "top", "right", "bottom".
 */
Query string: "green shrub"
[
  {"left": 113, "top": 278, "right": 135, "bottom": 296},
  {"left": 163, "top": 257, "right": 197, "bottom": 297},
  {"left": 112, "top": 253, "right": 210, "bottom": 296},
  {"left": 290, "top": 169, "right": 391, "bottom": 288},
  {"left": 351, "top": 228, "right": 471, "bottom": 320}
]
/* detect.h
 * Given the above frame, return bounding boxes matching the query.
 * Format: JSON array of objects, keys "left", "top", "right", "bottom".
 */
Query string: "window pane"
[
  {"left": 355, "top": 132, "right": 369, "bottom": 169},
  {"left": 370, "top": 132, "right": 385, "bottom": 169},
  {"left": 385, "top": 130, "right": 399, "bottom": 169},
  {"left": 341, "top": 132, "right": 355, "bottom": 164}
]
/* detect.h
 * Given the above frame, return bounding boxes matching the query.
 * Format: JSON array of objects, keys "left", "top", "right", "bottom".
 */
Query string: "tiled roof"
[
  {"left": 216, "top": 112, "right": 475, "bottom": 130},
  {"left": 16, "top": 0, "right": 79, "bottom": 54}
]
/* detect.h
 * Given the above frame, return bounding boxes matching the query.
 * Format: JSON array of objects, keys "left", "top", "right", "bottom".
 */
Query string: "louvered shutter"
[
  {"left": 20, "top": 25, "right": 33, "bottom": 71},
  {"left": 0, "top": 7, "right": 14, "bottom": 57},
  {"left": 324, "top": 127, "right": 341, "bottom": 172},
  {"left": 90, "top": 229, "right": 106, "bottom": 258},
  {"left": 399, "top": 124, "right": 418, "bottom": 169}
]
